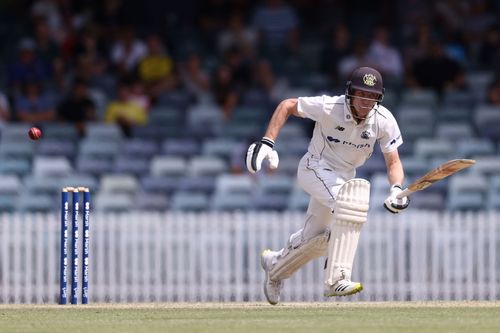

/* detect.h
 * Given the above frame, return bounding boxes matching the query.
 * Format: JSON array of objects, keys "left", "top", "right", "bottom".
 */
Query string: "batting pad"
[
  {"left": 325, "top": 178, "right": 370, "bottom": 286},
  {"left": 269, "top": 229, "right": 330, "bottom": 281}
]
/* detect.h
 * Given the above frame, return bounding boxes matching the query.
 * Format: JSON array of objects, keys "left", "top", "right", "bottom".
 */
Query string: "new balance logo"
[{"left": 335, "top": 126, "right": 345, "bottom": 131}]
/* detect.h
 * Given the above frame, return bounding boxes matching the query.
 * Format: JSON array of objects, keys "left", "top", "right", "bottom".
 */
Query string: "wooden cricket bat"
[{"left": 396, "top": 159, "right": 476, "bottom": 198}]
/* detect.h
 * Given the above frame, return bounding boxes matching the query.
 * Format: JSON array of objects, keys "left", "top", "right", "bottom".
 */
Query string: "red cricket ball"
[{"left": 28, "top": 127, "right": 42, "bottom": 140}]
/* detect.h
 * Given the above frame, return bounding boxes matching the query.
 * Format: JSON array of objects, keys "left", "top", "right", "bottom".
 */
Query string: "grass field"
[{"left": 1, "top": 302, "right": 500, "bottom": 333}]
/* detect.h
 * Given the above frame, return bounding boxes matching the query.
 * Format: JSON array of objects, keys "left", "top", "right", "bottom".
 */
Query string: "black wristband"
[{"left": 261, "top": 137, "right": 274, "bottom": 148}]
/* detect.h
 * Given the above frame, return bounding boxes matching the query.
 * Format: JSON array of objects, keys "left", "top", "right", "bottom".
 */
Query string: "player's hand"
[
  {"left": 384, "top": 184, "right": 410, "bottom": 214},
  {"left": 246, "top": 137, "right": 279, "bottom": 174}
]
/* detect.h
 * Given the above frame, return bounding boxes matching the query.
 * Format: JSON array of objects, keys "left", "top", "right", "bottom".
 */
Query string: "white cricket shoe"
[
  {"left": 324, "top": 279, "right": 363, "bottom": 297},
  {"left": 261, "top": 249, "right": 283, "bottom": 305}
]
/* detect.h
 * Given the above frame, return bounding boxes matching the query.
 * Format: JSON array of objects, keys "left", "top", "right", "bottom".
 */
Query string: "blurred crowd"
[{"left": 0, "top": 0, "right": 499, "bottom": 137}]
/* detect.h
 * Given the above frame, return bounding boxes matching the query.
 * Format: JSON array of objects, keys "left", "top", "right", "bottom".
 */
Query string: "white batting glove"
[
  {"left": 246, "top": 137, "right": 279, "bottom": 174},
  {"left": 384, "top": 184, "right": 410, "bottom": 214}
]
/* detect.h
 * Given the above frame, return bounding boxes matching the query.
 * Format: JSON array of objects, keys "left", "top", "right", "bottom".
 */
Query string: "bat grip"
[{"left": 396, "top": 188, "right": 413, "bottom": 199}]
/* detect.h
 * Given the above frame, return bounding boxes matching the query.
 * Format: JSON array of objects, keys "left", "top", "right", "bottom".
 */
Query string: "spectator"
[
  {"left": 252, "top": 0, "right": 299, "bottom": 54},
  {"left": 218, "top": 12, "right": 257, "bottom": 58},
  {"left": 178, "top": 52, "right": 211, "bottom": 102},
  {"left": 408, "top": 41, "right": 466, "bottom": 95},
  {"left": 487, "top": 69, "right": 500, "bottom": 105},
  {"left": 367, "top": 24, "right": 404, "bottom": 82},
  {"left": 137, "top": 34, "right": 176, "bottom": 98},
  {"left": 337, "top": 39, "right": 372, "bottom": 80},
  {"left": 477, "top": 26, "right": 500, "bottom": 68},
  {"left": 15, "top": 80, "right": 56, "bottom": 123},
  {"left": 8, "top": 38, "right": 49, "bottom": 92},
  {"left": 252, "top": 59, "right": 288, "bottom": 105},
  {"left": 212, "top": 64, "right": 239, "bottom": 119},
  {"left": 321, "top": 23, "right": 352, "bottom": 85},
  {"left": 110, "top": 26, "right": 147, "bottom": 75},
  {"left": 105, "top": 80, "right": 147, "bottom": 137},
  {"left": 57, "top": 78, "right": 96, "bottom": 136},
  {"left": 0, "top": 91, "right": 11, "bottom": 129},
  {"left": 33, "top": 17, "right": 60, "bottom": 77}
]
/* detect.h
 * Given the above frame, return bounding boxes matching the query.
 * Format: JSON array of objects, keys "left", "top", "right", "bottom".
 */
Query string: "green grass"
[{"left": 1, "top": 302, "right": 500, "bottom": 333}]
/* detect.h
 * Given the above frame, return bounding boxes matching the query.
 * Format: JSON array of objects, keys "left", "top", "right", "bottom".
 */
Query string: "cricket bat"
[{"left": 396, "top": 159, "right": 476, "bottom": 198}]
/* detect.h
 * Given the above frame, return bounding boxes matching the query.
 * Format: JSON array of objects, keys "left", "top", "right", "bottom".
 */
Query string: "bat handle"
[{"left": 396, "top": 188, "right": 413, "bottom": 199}]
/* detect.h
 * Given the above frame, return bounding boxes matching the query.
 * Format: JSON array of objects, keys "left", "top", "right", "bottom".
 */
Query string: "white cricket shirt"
[{"left": 297, "top": 95, "right": 403, "bottom": 172}]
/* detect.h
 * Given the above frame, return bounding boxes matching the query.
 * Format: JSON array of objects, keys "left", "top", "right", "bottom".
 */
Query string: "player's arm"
[
  {"left": 383, "top": 149, "right": 410, "bottom": 213},
  {"left": 383, "top": 150, "right": 404, "bottom": 186},
  {"left": 263, "top": 98, "right": 299, "bottom": 141},
  {"left": 246, "top": 98, "right": 299, "bottom": 173}
]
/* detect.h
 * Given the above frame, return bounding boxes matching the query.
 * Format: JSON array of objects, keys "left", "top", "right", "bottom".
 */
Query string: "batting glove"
[
  {"left": 384, "top": 184, "right": 410, "bottom": 214},
  {"left": 246, "top": 137, "right": 279, "bottom": 174}
]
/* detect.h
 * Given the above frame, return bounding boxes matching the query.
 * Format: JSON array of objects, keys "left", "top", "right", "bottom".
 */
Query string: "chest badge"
[
  {"left": 361, "top": 130, "right": 371, "bottom": 140},
  {"left": 335, "top": 126, "right": 345, "bottom": 131}
]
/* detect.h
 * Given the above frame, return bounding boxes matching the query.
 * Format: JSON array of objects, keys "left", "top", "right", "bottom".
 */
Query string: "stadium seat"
[
  {"left": 23, "top": 175, "right": 63, "bottom": 195},
  {"left": 187, "top": 156, "right": 228, "bottom": 176},
  {"left": 131, "top": 125, "right": 182, "bottom": 140},
  {"left": 59, "top": 174, "right": 98, "bottom": 191},
  {"left": 435, "top": 123, "right": 474, "bottom": 141},
  {"left": 449, "top": 173, "right": 488, "bottom": 196},
  {"left": 255, "top": 175, "right": 294, "bottom": 196},
  {"left": 150, "top": 156, "right": 187, "bottom": 176},
  {"left": 42, "top": 123, "right": 78, "bottom": 141},
  {"left": 0, "top": 124, "right": 31, "bottom": 141},
  {"left": 400, "top": 156, "right": 429, "bottom": 178},
  {"left": 17, "top": 192, "right": 54, "bottom": 212},
  {"left": 0, "top": 142, "right": 34, "bottom": 159},
  {"left": 210, "top": 192, "right": 253, "bottom": 211},
  {"left": 32, "top": 156, "right": 72, "bottom": 176},
  {"left": 276, "top": 138, "right": 310, "bottom": 157},
  {"left": 148, "top": 106, "right": 184, "bottom": 125},
  {"left": 37, "top": 140, "right": 76, "bottom": 158},
  {"left": 414, "top": 139, "right": 455, "bottom": 160},
  {"left": 79, "top": 140, "right": 120, "bottom": 160},
  {"left": 134, "top": 192, "right": 169, "bottom": 211},
  {"left": 253, "top": 194, "right": 289, "bottom": 211},
  {"left": 400, "top": 89, "right": 438, "bottom": 108},
  {"left": 141, "top": 175, "right": 179, "bottom": 195},
  {"left": 76, "top": 158, "right": 113, "bottom": 176},
  {"left": 0, "top": 194, "right": 17, "bottom": 212},
  {"left": 177, "top": 176, "right": 216, "bottom": 194},
  {"left": 287, "top": 189, "right": 310, "bottom": 211},
  {"left": 442, "top": 90, "right": 475, "bottom": 108},
  {"left": 456, "top": 139, "right": 495, "bottom": 158},
  {"left": 86, "top": 123, "right": 123, "bottom": 141},
  {"left": 201, "top": 138, "right": 242, "bottom": 161},
  {"left": 170, "top": 192, "right": 209, "bottom": 211},
  {"left": 410, "top": 192, "right": 445, "bottom": 210},
  {"left": 447, "top": 192, "right": 484, "bottom": 211},
  {"left": 187, "top": 104, "right": 224, "bottom": 136},
  {"left": 100, "top": 174, "right": 139, "bottom": 194},
  {"left": 0, "top": 174, "right": 21, "bottom": 194},
  {"left": 113, "top": 156, "right": 150, "bottom": 176},
  {"left": 471, "top": 156, "right": 500, "bottom": 176},
  {"left": 162, "top": 138, "right": 200, "bottom": 158},
  {"left": 0, "top": 158, "right": 31, "bottom": 176},
  {"left": 93, "top": 193, "right": 134, "bottom": 212},
  {"left": 474, "top": 105, "right": 500, "bottom": 140},
  {"left": 215, "top": 174, "right": 254, "bottom": 195},
  {"left": 120, "top": 139, "right": 159, "bottom": 158}
]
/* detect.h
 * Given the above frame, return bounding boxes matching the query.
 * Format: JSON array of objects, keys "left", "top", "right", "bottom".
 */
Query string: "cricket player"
[{"left": 246, "top": 66, "right": 410, "bottom": 305}]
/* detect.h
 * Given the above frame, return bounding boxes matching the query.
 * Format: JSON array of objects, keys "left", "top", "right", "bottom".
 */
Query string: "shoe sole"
[
  {"left": 261, "top": 249, "right": 278, "bottom": 305},
  {"left": 324, "top": 283, "right": 363, "bottom": 297}
]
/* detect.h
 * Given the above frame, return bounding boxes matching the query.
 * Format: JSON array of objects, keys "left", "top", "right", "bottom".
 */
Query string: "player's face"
[{"left": 351, "top": 90, "right": 379, "bottom": 118}]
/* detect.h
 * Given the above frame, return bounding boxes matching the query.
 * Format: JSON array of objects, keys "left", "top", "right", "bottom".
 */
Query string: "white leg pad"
[
  {"left": 269, "top": 229, "right": 330, "bottom": 281},
  {"left": 325, "top": 178, "right": 370, "bottom": 286}
]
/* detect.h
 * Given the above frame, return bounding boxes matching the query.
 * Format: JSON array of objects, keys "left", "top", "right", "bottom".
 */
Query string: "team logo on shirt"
[
  {"left": 363, "top": 74, "right": 377, "bottom": 87},
  {"left": 360, "top": 130, "right": 371, "bottom": 139},
  {"left": 335, "top": 126, "right": 345, "bottom": 131}
]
